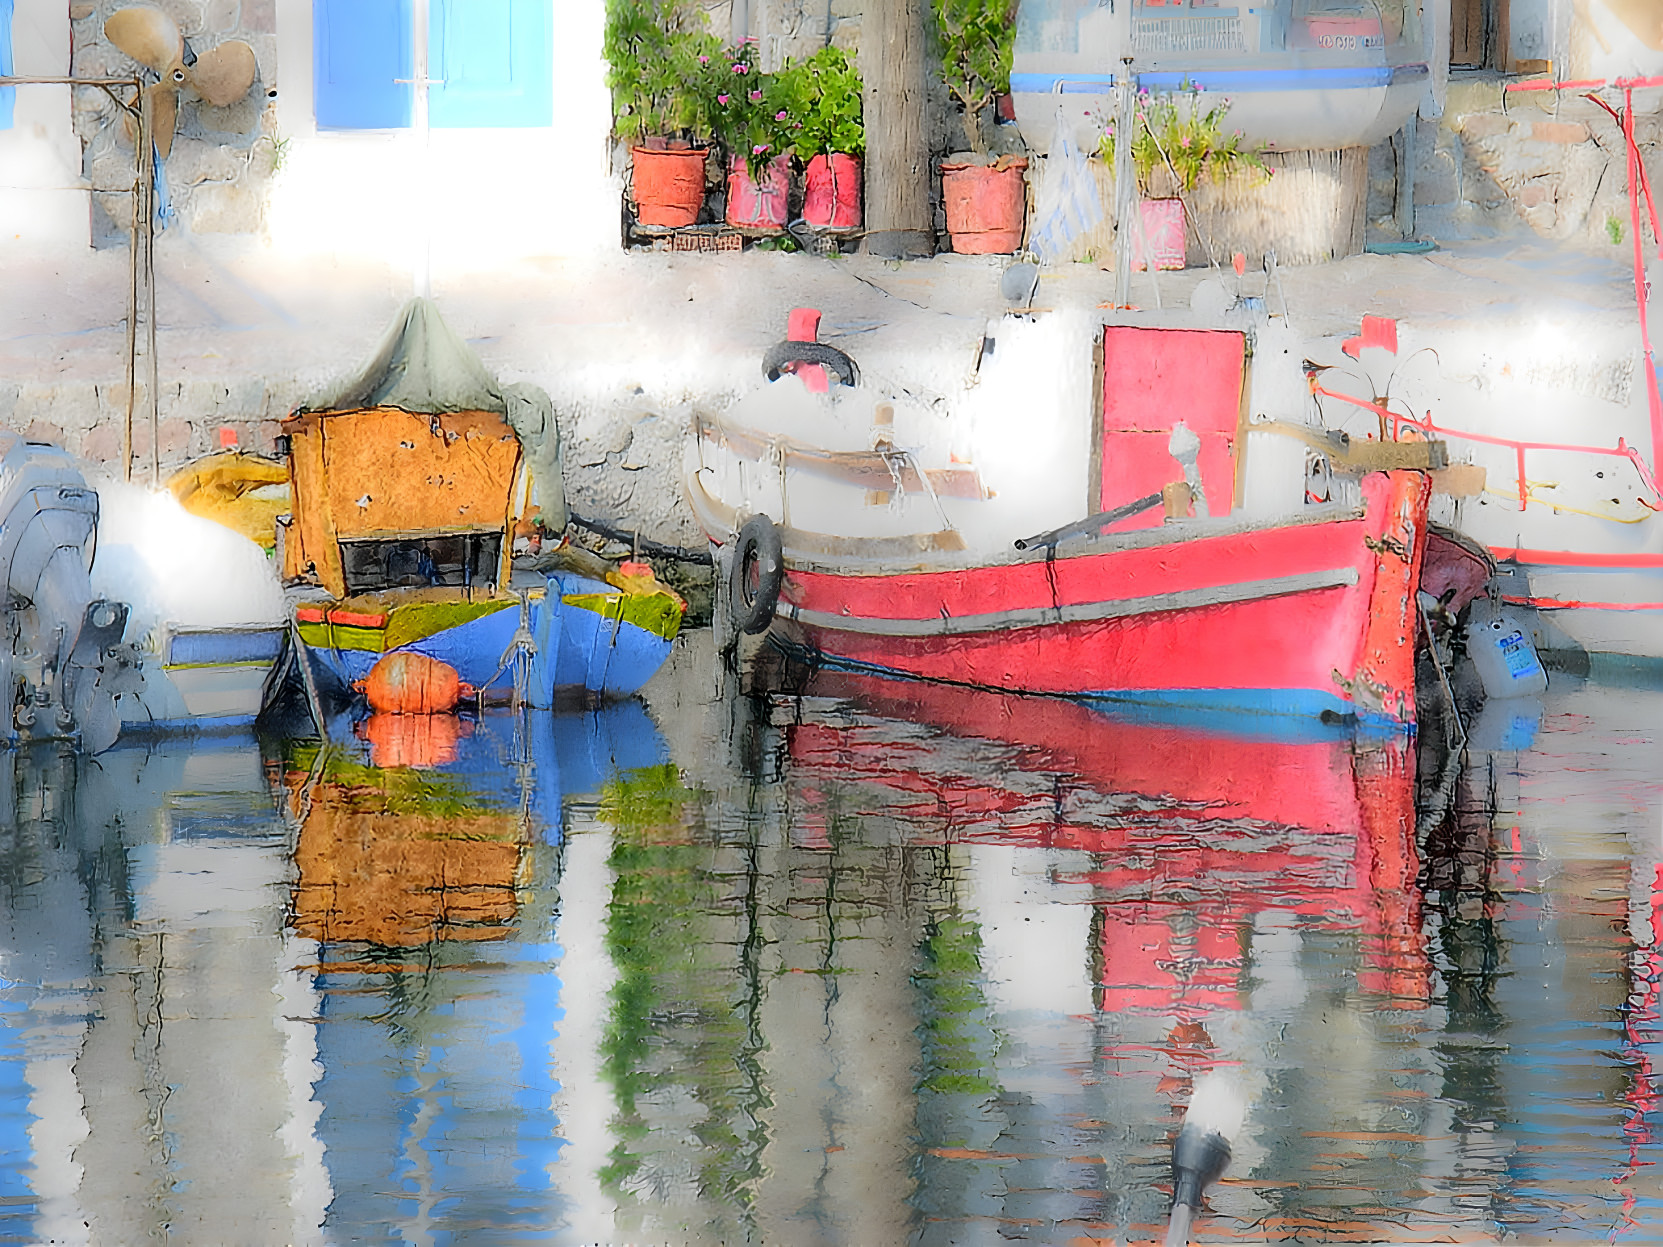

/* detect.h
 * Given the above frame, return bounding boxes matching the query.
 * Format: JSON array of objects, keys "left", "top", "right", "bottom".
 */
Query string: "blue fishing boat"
[{"left": 269, "top": 299, "right": 684, "bottom": 714}]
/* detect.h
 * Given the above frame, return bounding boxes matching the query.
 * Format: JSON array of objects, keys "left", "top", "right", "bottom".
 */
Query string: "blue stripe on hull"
[
  {"left": 1010, "top": 64, "right": 1427, "bottom": 94},
  {"left": 304, "top": 574, "right": 674, "bottom": 706},
  {"left": 798, "top": 648, "right": 1413, "bottom": 736}
]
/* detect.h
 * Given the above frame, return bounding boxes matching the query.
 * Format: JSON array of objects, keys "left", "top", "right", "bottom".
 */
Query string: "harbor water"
[{"left": 0, "top": 630, "right": 1657, "bottom": 1244}]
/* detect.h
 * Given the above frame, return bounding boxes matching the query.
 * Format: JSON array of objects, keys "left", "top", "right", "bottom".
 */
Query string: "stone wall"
[
  {"left": 1370, "top": 75, "right": 1648, "bottom": 252},
  {"left": 70, "top": 0, "right": 277, "bottom": 245}
]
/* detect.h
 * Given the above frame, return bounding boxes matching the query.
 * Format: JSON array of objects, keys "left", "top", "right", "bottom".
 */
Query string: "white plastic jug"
[{"left": 1467, "top": 597, "right": 1549, "bottom": 699}]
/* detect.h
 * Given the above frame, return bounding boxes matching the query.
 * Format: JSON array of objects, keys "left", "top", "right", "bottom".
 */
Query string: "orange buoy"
[{"left": 361, "top": 652, "right": 470, "bottom": 715}]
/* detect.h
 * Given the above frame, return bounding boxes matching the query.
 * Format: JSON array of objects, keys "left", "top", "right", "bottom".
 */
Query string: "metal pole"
[
  {"left": 1112, "top": 56, "right": 1137, "bottom": 310},
  {"left": 144, "top": 136, "right": 159, "bottom": 486},
  {"left": 123, "top": 89, "right": 145, "bottom": 484},
  {"left": 411, "top": 0, "right": 432, "bottom": 299}
]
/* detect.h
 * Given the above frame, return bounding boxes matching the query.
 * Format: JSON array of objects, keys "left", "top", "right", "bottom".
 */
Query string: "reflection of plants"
[
  {"left": 914, "top": 916, "right": 1002, "bottom": 1101},
  {"left": 284, "top": 743, "right": 510, "bottom": 819},
  {"left": 597, "top": 764, "right": 763, "bottom": 1224},
  {"left": 599, "top": 763, "right": 697, "bottom": 842},
  {"left": 1098, "top": 86, "right": 1265, "bottom": 195}
]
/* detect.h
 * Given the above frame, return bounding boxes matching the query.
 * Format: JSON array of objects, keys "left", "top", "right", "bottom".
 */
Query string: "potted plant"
[
  {"left": 1099, "top": 85, "right": 1264, "bottom": 269},
  {"left": 772, "top": 46, "right": 864, "bottom": 231},
  {"left": 933, "top": 0, "right": 1026, "bottom": 253},
  {"left": 702, "top": 44, "right": 794, "bottom": 232},
  {"left": 605, "top": 0, "right": 720, "bottom": 228}
]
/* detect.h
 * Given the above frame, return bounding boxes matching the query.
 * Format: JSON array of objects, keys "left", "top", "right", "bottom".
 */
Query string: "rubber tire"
[
  {"left": 762, "top": 340, "right": 860, "bottom": 387},
  {"left": 730, "top": 514, "right": 784, "bottom": 635}
]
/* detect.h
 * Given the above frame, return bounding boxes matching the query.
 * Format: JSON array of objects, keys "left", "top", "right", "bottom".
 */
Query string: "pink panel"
[
  {"left": 1132, "top": 197, "right": 1186, "bottom": 271},
  {"left": 1100, "top": 326, "right": 1245, "bottom": 522}
]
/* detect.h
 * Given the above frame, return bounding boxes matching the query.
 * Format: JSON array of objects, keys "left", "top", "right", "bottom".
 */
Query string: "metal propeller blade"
[
  {"left": 103, "top": 6, "right": 183, "bottom": 75},
  {"left": 145, "top": 80, "right": 178, "bottom": 159},
  {"left": 187, "top": 39, "right": 256, "bottom": 107}
]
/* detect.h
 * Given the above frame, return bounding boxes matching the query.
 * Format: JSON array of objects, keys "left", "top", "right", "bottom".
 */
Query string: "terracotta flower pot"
[
  {"left": 631, "top": 146, "right": 707, "bottom": 228},
  {"left": 941, "top": 157, "right": 1028, "bottom": 254},
  {"left": 802, "top": 153, "right": 861, "bottom": 230},
  {"left": 726, "top": 154, "right": 791, "bottom": 231}
]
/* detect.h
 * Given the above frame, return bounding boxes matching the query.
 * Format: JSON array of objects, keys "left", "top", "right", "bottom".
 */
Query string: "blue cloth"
[{"left": 1030, "top": 108, "right": 1102, "bottom": 265}]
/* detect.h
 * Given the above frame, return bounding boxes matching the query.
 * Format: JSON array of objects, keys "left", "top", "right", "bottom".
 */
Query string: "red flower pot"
[
  {"left": 803, "top": 153, "right": 861, "bottom": 230},
  {"left": 631, "top": 146, "right": 707, "bottom": 228},
  {"left": 726, "top": 154, "right": 790, "bottom": 231},
  {"left": 941, "top": 158, "right": 1029, "bottom": 254}
]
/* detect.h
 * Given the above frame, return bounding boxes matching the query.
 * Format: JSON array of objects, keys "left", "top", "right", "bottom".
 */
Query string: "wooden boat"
[
  {"left": 689, "top": 317, "right": 1441, "bottom": 728},
  {"left": 274, "top": 300, "right": 683, "bottom": 711}
]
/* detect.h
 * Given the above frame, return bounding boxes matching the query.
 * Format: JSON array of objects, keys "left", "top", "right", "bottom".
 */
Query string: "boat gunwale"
[{"left": 685, "top": 464, "right": 1372, "bottom": 577}]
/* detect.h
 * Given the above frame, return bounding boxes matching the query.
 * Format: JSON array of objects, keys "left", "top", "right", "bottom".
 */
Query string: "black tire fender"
[
  {"left": 761, "top": 340, "right": 859, "bottom": 387},
  {"left": 730, "top": 514, "right": 784, "bottom": 635}
]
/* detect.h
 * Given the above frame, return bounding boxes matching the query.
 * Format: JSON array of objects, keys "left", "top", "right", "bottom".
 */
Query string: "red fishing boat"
[{"left": 689, "top": 314, "right": 1446, "bottom": 728}]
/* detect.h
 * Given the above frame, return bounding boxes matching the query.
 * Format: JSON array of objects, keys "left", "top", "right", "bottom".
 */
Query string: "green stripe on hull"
[
  {"left": 296, "top": 597, "right": 518, "bottom": 653},
  {"left": 562, "top": 591, "right": 685, "bottom": 641}
]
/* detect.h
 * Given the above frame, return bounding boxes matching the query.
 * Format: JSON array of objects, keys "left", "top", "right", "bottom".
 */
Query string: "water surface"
[{"left": 0, "top": 634, "right": 1656, "bottom": 1244}]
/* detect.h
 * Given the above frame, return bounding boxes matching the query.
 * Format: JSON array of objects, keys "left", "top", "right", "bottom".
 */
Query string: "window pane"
[
  {"left": 314, "top": 0, "right": 412, "bottom": 129},
  {"left": 429, "top": 0, "right": 551, "bottom": 128}
]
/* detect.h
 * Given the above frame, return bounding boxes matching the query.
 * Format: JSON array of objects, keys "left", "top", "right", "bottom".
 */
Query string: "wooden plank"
[
  {"left": 319, "top": 407, "right": 522, "bottom": 541},
  {"left": 285, "top": 421, "right": 346, "bottom": 597}
]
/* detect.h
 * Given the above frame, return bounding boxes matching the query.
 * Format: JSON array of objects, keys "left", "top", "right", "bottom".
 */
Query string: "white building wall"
[{"left": 0, "top": 0, "right": 89, "bottom": 247}]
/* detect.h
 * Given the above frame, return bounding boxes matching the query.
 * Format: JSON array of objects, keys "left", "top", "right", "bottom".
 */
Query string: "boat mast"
[{"left": 1111, "top": 54, "right": 1136, "bottom": 310}]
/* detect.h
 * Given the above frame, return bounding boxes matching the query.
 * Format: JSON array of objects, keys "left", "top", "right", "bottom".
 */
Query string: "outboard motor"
[{"left": 0, "top": 435, "right": 135, "bottom": 753}]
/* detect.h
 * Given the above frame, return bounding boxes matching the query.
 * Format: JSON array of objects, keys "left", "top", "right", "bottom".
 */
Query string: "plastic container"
[
  {"left": 726, "top": 154, "right": 790, "bottom": 231},
  {"left": 1466, "top": 596, "right": 1549, "bottom": 699}
]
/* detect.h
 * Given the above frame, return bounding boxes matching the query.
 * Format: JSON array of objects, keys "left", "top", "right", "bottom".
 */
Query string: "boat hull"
[
  {"left": 730, "top": 472, "right": 1432, "bottom": 727},
  {"left": 295, "top": 573, "right": 678, "bottom": 707}
]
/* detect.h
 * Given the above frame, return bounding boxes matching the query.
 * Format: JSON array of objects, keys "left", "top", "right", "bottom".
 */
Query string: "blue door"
[
  {"left": 429, "top": 0, "right": 552, "bottom": 128},
  {"left": 314, "top": 0, "right": 413, "bottom": 129}
]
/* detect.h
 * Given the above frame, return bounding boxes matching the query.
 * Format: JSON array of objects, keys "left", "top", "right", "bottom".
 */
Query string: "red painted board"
[{"left": 1101, "top": 327, "right": 1245, "bottom": 526}]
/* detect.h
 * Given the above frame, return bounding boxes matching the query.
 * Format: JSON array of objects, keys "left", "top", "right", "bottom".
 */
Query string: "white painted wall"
[
  {"left": 267, "top": 0, "right": 619, "bottom": 272},
  {"left": 0, "top": 0, "right": 89, "bottom": 247}
]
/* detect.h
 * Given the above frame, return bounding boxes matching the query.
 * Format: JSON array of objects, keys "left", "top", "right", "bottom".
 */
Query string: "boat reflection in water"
[
  {"left": 774, "top": 671, "right": 1434, "bottom": 1238},
  {"left": 278, "top": 701, "right": 669, "bottom": 1243}
]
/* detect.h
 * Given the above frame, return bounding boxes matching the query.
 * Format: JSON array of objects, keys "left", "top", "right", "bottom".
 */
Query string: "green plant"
[
  {"left": 1098, "top": 85, "right": 1264, "bottom": 196},
  {"left": 604, "top": 0, "right": 719, "bottom": 144},
  {"left": 771, "top": 45, "right": 865, "bottom": 161},
  {"left": 698, "top": 43, "right": 795, "bottom": 178},
  {"left": 932, "top": 0, "right": 1015, "bottom": 154},
  {"left": 1607, "top": 211, "right": 1626, "bottom": 245}
]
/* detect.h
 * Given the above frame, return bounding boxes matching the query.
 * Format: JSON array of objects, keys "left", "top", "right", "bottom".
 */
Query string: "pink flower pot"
[
  {"left": 726, "top": 154, "right": 791, "bottom": 231},
  {"left": 803, "top": 153, "right": 861, "bottom": 230},
  {"left": 1133, "top": 197, "right": 1187, "bottom": 271}
]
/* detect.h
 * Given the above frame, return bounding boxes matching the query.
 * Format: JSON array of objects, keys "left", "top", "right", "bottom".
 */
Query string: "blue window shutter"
[
  {"left": 429, "top": 0, "right": 551, "bottom": 128},
  {"left": 314, "top": 0, "right": 412, "bottom": 129},
  {"left": 0, "top": 0, "right": 14, "bottom": 132}
]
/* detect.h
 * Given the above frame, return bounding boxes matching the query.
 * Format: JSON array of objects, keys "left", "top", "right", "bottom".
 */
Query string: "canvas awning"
[{"left": 302, "top": 297, "right": 566, "bottom": 530}]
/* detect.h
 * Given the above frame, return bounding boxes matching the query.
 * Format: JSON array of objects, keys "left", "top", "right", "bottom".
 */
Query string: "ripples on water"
[{"left": 0, "top": 632, "right": 1655, "bottom": 1244}]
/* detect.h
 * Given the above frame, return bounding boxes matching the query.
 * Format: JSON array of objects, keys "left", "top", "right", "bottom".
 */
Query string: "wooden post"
[{"left": 860, "top": 0, "right": 935, "bottom": 258}]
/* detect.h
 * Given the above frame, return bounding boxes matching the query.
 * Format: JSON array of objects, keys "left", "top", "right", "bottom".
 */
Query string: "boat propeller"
[{"left": 103, "top": 6, "right": 258, "bottom": 158}]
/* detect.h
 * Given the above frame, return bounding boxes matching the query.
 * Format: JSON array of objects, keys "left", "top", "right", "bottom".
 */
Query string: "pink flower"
[
  {"left": 732, "top": 63, "right": 749, "bottom": 74},
  {"left": 1180, "top": 136, "right": 1190, "bottom": 147},
  {"left": 752, "top": 143, "right": 770, "bottom": 154},
  {"left": 698, "top": 55, "right": 709, "bottom": 64},
  {"left": 749, "top": 90, "right": 762, "bottom": 101},
  {"left": 775, "top": 110, "right": 788, "bottom": 120},
  {"left": 717, "top": 93, "right": 729, "bottom": 104}
]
